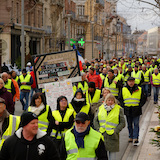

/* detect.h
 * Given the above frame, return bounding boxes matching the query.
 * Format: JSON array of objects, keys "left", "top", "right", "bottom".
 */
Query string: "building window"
[
  {"left": 77, "top": 5, "right": 85, "bottom": 16},
  {"left": 16, "top": 3, "right": 19, "bottom": 23},
  {"left": 28, "top": 12, "right": 31, "bottom": 26}
]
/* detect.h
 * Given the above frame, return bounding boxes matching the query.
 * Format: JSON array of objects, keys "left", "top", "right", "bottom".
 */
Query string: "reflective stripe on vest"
[
  {"left": 69, "top": 103, "right": 90, "bottom": 118},
  {"left": 142, "top": 70, "right": 150, "bottom": 82},
  {"left": 77, "top": 81, "right": 88, "bottom": 93},
  {"left": 65, "top": 128, "right": 102, "bottom": 160},
  {"left": 104, "top": 77, "right": 118, "bottom": 96},
  {"left": 0, "top": 115, "right": 20, "bottom": 149},
  {"left": 28, "top": 105, "right": 49, "bottom": 132},
  {"left": 131, "top": 71, "right": 141, "bottom": 84},
  {"left": 19, "top": 74, "right": 31, "bottom": 90},
  {"left": 87, "top": 89, "right": 101, "bottom": 104},
  {"left": 98, "top": 104, "right": 120, "bottom": 135},
  {"left": 152, "top": 73, "right": 160, "bottom": 85},
  {"left": 122, "top": 87, "right": 141, "bottom": 107},
  {"left": 51, "top": 108, "right": 74, "bottom": 139},
  {"left": 4, "top": 79, "right": 12, "bottom": 92}
]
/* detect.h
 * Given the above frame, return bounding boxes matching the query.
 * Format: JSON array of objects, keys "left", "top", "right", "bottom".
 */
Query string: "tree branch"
[{"left": 136, "top": 0, "right": 159, "bottom": 9}]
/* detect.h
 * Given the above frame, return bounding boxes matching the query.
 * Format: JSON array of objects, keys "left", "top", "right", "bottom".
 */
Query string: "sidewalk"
[{"left": 137, "top": 104, "right": 160, "bottom": 160}]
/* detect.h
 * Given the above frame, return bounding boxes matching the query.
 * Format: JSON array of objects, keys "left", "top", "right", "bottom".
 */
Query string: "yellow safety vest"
[
  {"left": 119, "top": 63, "right": 126, "bottom": 73},
  {"left": 116, "top": 74, "right": 124, "bottom": 82},
  {"left": 77, "top": 81, "right": 89, "bottom": 94},
  {"left": 149, "top": 66, "right": 157, "bottom": 73},
  {"left": 122, "top": 87, "right": 141, "bottom": 107},
  {"left": 142, "top": 70, "right": 150, "bottom": 82},
  {"left": 4, "top": 79, "right": 12, "bottom": 93},
  {"left": 98, "top": 104, "right": 120, "bottom": 135},
  {"left": 0, "top": 115, "right": 20, "bottom": 149},
  {"left": 86, "top": 89, "right": 101, "bottom": 104},
  {"left": 65, "top": 127, "right": 103, "bottom": 160},
  {"left": 15, "top": 76, "right": 19, "bottom": 82},
  {"left": 131, "top": 71, "right": 142, "bottom": 84},
  {"left": 28, "top": 105, "right": 50, "bottom": 132},
  {"left": 69, "top": 103, "right": 90, "bottom": 118},
  {"left": 51, "top": 108, "right": 74, "bottom": 139},
  {"left": 100, "top": 73, "right": 106, "bottom": 81},
  {"left": 152, "top": 73, "right": 160, "bottom": 85},
  {"left": 19, "top": 74, "right": 31, "bottom": 90},
  {"left": 104, "top": 77, "right": 119, "bottom": 97}
]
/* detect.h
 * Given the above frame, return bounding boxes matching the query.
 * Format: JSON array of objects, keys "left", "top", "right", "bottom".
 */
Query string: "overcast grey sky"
[{"left": 117, "top": 0, "right": 160, "bottom": 31}]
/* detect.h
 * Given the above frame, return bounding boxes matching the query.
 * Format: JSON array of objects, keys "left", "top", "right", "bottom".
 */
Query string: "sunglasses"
[{"left": 75, "top": 120, "right": 85, "bottom": 124}]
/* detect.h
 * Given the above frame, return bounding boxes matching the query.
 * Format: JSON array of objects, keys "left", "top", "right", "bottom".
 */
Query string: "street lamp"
[
  {"left": 67, "top": 14, "right": 72, "bottom": 50},
  {"left": 91, "top": 21, "right": 94, "bottom": 59}
]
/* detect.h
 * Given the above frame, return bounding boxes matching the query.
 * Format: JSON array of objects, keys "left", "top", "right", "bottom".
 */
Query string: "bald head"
[{"left": 1, "top": 72, "right": 8, "bottom": 82}]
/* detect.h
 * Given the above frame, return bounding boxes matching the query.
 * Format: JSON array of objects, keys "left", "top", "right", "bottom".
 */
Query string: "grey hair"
[{"left": 154, "top": 68, "right": 159, "bottom": 73}]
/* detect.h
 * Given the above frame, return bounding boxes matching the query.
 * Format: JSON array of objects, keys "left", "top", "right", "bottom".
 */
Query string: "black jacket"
[
  {"left": 118, "top": 84, "right": 146, "bottom": 117},
  {"left": 0, "top": 128, "right": 60, "bottom": 160}
]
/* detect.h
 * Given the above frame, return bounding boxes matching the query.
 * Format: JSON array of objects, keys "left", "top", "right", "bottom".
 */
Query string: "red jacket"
[
  {"left": 87, "top": 70, "right": 102, "bottom": 89},
  {"left": 30, "top": 71, "right": 36, "bottom": 88}
]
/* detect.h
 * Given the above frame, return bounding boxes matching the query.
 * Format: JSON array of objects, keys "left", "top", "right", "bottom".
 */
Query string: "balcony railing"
[{"left": 77, "top": 15, "right": 89, "bottom": 22}]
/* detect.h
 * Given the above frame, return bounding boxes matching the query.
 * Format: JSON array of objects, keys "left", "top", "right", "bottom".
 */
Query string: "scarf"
[
  {"left": 103, "top": 103, "right": 115, "bottom": 112},
  {"left": 30, "top": 103, "right": 45, "bottom": 115},
  {"left": 0, "top": 110, "right": 9, "bottom": 138},
  {"left": 73, "top": 125, "right": 90, "bottom": 148},
  {"left": 73, "top": 97, "right": 85, "bottom": 102}
]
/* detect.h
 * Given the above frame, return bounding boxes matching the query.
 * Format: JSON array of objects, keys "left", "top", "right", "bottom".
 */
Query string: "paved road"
[{"left": 14, "top": 96, "right": 151, "bottom": 160}]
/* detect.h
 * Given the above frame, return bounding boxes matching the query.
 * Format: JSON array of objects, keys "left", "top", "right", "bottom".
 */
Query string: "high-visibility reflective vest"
[
  {"left": 100, "top": 73, "right": 107, "bottom": 80},
  {"left": 149, "top": 66, "right": 157, "bottom": 73},
  {"left": 119, "top": 63, "right": 126, "bottom": 73},
  {"left": 116, "top": 73, "right": 124, "bottom": 82},
  {"left": 77, "top": 81, "right": 89, "bottom": 94},
  {"left": 51, "top": 108, "right": 74, "bottom": 139},
  {"left": 122, "top": 86, "right": 142, "bottom": 107},
  {"left": 15, "top": 76, "right": 19, "bottom": 82},
  {"left": 19, "top": 74, "right": 31, "bottom": 90},
  {"left": 98, "top": 104, "right": 121, "bottom": 135},
  {"left": 86, "top": 89, "right": 101, "bottom": 104},
  {"left": 4, "top": 79, "right": 12, "bottom": 92},
  {"left": 131, "top": 71, "right": 142, "bottom": 84},
  {"left": 28, "top": 105, "right": 50, "bottom": 132},
  {"left": 69, "top": 103, "right": 90, "bottom": 118},
  {"left": 139, "top": 58, "right": 143, "bottom": 64},
  {"left": 152, "top": 73, "right": 160, "bottom": 85},
  {"left": 65, "top": 127, "right": 103, "bottom": 160},
  {"left": 104, "top": 77, "right": 119, "bottom": 96},
  {"left": 142, "top": 70, "right": 150, "bottom": 82},
  {"left": 0, "top": 115, "right": 20, "bottom": 149}
]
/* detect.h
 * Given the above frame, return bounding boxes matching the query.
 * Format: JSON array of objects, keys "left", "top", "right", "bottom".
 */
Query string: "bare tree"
[{"left": 136, "top": 0, "right": 160, "bottom": 9}]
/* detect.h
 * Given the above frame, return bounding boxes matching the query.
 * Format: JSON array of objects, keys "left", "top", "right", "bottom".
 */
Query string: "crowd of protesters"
[{"left": 0, "top": 56, "right": 160, "bottom": 160}]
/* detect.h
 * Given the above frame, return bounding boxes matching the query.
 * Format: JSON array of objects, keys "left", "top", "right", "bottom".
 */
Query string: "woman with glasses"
[
  {"left": 27, "top": 92, "right": 53, "bottom": 135},
  {"left": 51, "top": 96, "right": 74, "bottom": 141}
]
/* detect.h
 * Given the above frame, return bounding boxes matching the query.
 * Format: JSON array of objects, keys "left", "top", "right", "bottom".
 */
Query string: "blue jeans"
[
  {"left": 108, "top": 151, "right": 116, "bottom": 160},
  {"left": 20, "top": 91, "right": 30, "bottom": 110},
  {"left": 30, "top": 88, "right": 39, "bottom": 101},
  {"left": 141, "top": 84, "right": 148, "bottom": 97},
  {"left": 126, "top": 116, "right": 140, "bottom": 139},
  {"left": 153, "top": 86, "right": 159, "bottom": 102}
]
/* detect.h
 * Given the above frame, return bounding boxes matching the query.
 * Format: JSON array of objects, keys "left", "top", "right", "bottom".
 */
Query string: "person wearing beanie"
[
  {"left": 0, "top": 97, "right": 20, "bottom": 149},
  {"left": 0, "top": 112, "right": 60, "bottom": 160},
  {"left": 18, "top": 68, "right": 33, "bottom": 111},
  {"left": 87, "top": 67, "right": 102, "bottom": 89},
  {"left": 51, "top": 96, "right": 74, "bottom": 154},
  {"left": 63, "top": 112, "right": 108, "bottom": 160},
  {"left": 69, "top": 89, "right": 92, "bottom": 119}
]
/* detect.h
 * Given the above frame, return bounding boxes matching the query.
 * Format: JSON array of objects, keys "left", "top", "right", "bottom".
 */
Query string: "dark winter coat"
[
  {"left": 0, "top": 87, "right": 14, "bottom": 114},
  {"left": 0, "top": 128, "right": 60, "bottom": 160},
  {"left": 118, "top": 84, "right": 146, "bottom": 117}
]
